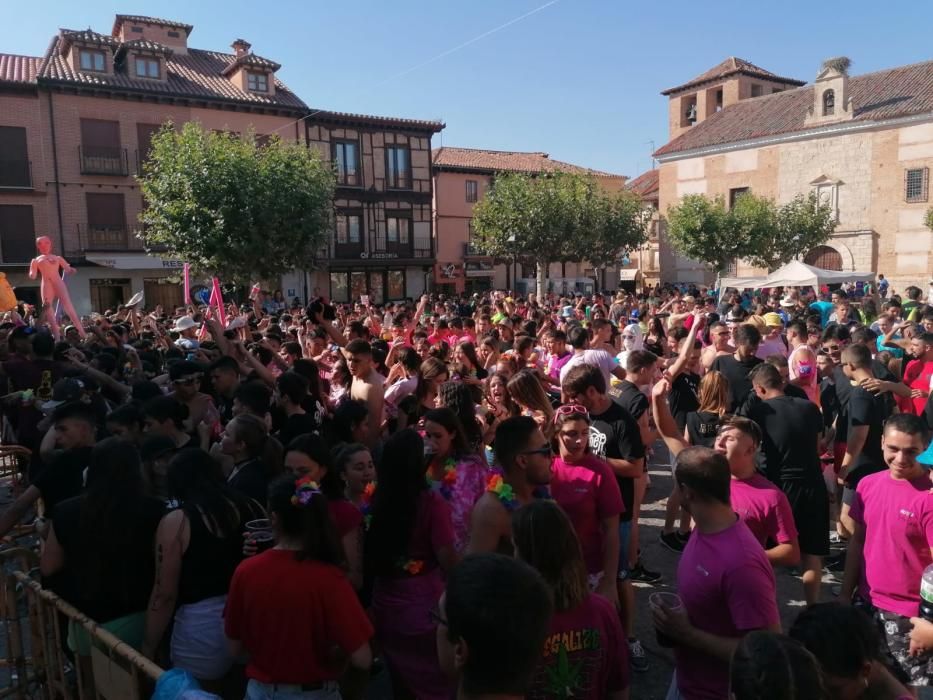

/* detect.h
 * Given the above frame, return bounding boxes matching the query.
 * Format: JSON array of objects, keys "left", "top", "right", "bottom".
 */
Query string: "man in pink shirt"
[
  {"left": 841, "top": 413, "right": 933, "bottom": 686},
  {"left": 651, "top": 445, "right": 780, "bottom": 700},
  {"left": 652, "top": 383, "right": 801, "bottom": 568}
]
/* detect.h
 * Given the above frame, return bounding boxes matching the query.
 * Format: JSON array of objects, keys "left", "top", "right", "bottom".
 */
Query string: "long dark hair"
[
  {"left": 286, "top": 433, "right": 344, "bottom": 501},
  {"left": 436, "top": 382, "right": 483, "bottom": 450},
  {"left": 77, "top": 439, "right": 149, "bottom": 600},
  {"left": 365, "top": 429, "right": 427, "bottom": 577},
  {"left": 267, "top": 474, "right": 344, "bottom": 565},
  {"left": 227, "top": 414, "right": 283, "bottom": 480},
  {"left": 422, "top": 407, "right": 470, "bottom": 458},
  {"left": 166, "top": 448, "right": 259, "bottom": 536}
]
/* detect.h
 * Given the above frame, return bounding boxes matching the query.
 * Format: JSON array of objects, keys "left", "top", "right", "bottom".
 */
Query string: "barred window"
[{"left": 905, "top": 168, "right": 929, "bottom": 203}]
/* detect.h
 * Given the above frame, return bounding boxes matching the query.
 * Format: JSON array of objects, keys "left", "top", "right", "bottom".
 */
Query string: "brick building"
[
  {"left": 305, "top": 111, "right": 444, "bottom": 303},
  {"left": 653, "top": 57, "right": 933, "bottom": 289},
  {"left": 432, "top": 147, "right": 627, "bottom": 295},
  {"left": 622, "top": 168, "right": 661, "bottom": 290},
  {"left": 0, "top": 15, "right": 311, "bottom": 313}
]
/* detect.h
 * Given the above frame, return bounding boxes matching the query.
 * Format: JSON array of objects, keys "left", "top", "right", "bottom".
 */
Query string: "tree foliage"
[
  {"left": 666, "top": 191, "right": 836, "bottom": 273},
  {"left": 926, "top": 207, "right": 933, "bottom": 232},
  {"left": 471, "top": 172, "right": 648, "bottom": 295},
  {"left": 139, "top": 122, "right": 336, "bottom": 283}
]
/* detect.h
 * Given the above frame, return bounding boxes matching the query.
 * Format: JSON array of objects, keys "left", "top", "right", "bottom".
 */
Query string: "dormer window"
[
  {"left": 823, "top": 89, "right": 835, "bottom": 116},
  {"left": 134, "top": 56, "right": 160, "bottom": 79},
  {"left": 79, "top": 49, "right": 106, "bottom": 72},
  {"left": 247, "top": 72, "right": 268, "bottom": 93}
]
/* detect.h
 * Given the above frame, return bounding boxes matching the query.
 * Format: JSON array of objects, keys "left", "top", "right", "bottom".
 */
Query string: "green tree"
[
  {"left": 471, "top": 172, "right": 647, "bottom": 297},
  {"left": 666, "top": 192, "right": 836, "bottom": 273},
  {"left": 740, "top": 192, "right": 837, "bottom": 270},
  {"left": 139, "top": 122, "right": 335, "bottom": 283},
  {"left": 925, "top": 206, "right": 933, "bottom": 232},
  {"left": 665, "top": 194, "right": 739, "bottom": 273}
]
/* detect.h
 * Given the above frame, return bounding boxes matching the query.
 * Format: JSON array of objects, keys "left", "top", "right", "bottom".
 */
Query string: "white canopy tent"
[{"left": 718, "top": 260, "right": 875, "bottom": 297}]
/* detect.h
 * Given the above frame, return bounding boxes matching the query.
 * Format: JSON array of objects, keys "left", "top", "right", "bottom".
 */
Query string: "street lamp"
[{"left": 507, "top": 233, "right": 516, "bottom": 293}]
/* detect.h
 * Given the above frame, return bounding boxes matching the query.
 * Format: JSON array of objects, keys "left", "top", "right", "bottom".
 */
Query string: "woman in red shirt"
[
  {"left": 366, "top": 429, "right": 457, "bottom": 700},
  {"left": 224, "top": 475, "right": 373, "bottom": 699}
]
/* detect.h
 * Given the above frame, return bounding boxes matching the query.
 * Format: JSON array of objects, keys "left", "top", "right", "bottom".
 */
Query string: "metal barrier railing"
[{"left": 0, "top": 548, "right": 164, "bottom": 699}]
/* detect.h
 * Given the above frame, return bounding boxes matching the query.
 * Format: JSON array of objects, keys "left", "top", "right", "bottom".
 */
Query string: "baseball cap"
[
  {"left": 763, "top": 312, "right": 784, "bottom": 328},
  {"left": 41, "top": 377, "right": 86, "bottom": 412}
]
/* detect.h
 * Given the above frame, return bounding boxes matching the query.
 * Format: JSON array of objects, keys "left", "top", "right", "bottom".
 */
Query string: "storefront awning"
[
  {"left": 618, "top": 268, "right": 641, "bottom": 281},
  {"left": 86, "top": 253, "right": 185, "bottom": 271}
]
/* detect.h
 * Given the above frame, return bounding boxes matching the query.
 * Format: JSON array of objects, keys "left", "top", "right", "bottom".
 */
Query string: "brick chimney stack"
[{"left": 231, "top": 39, "right": 251, "bottom": 57}]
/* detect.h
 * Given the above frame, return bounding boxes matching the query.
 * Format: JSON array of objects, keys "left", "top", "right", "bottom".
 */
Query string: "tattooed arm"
[{"left": 142, "top": 510, "right": 188, "bottom": 660}]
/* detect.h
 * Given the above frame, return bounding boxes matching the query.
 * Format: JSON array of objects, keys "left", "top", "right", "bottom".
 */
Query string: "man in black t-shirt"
[
  {"left": 838, "top": 344, "right": 895, "bottom": 537},
  {"left": 711, "top": 324, "right": 763, "bottom": 413},
  {"left": 562, "top": 363, "right": 649, "bottom": 672},
  {"left": 746, "top": 364, "right": 828, "bottom": 606},
  {"left": 0, "top": 401, "right": 96, "bottom": 539}
]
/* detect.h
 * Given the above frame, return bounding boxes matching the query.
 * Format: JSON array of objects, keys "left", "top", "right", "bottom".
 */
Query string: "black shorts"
[{"left": 780, "top": 479, "right": 830, "bottom": 557}]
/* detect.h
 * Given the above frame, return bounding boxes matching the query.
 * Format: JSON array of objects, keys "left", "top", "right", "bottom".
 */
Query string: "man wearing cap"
[
  {"left": 172, "top": 316, "right": 200, "bottom": 352},
  {"left": 756, "top": 313, "right": 788, "bottom": 360}
]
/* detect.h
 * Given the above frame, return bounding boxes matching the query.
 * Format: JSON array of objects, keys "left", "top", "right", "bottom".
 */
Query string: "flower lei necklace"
[
  {"left": 426, "top": 457, "right": 458, "bottom": 501},
  {"left": 486, "top": 474, "right": 550, "bottom": 512},
  {"left": 359, "top": 482, "right": 376, "bottom": 531}
]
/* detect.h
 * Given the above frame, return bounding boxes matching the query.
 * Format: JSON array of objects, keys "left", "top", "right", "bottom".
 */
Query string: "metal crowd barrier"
[{"left": 0, "top": 548, "right": 164, "bottom": 699}]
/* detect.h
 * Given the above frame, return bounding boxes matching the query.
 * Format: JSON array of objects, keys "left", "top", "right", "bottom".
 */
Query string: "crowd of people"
[{"left": 1, "top": 278, "right": 933, "bottom": 699}]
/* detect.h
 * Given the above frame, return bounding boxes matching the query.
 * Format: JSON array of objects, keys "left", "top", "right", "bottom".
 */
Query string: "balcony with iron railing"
[
  {"left": 75, "top": 224, "right": 148, "bottom": 252},
  {"left": 463, "top": 241, "right": 490, "bottom": 258},
  {"left": 79, "top": 146, "right": 129, "bottom": 176},
  {"left": 0, "top": 160, "right": 33, "bottom": 189}
]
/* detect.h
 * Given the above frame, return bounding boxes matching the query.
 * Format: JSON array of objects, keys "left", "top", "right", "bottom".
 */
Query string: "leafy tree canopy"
[
  {"left": 666, "top": 191, "right": 836, "bottom": 273},
  {"left": 471, "top": 172, "right": 648, "bottom": 295},
  {"left": 139, "top": 122, "right": 336, "bottom": 283}
]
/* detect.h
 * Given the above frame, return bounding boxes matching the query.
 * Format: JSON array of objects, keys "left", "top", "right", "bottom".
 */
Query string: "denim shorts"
[{"left": 617, "top": 519, "right": 633, "bottom": 581}]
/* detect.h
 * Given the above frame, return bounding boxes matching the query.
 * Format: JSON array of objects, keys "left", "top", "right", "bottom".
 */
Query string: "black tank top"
[{"left": 177, "top": 501, "right": 257, "bottom": 605}]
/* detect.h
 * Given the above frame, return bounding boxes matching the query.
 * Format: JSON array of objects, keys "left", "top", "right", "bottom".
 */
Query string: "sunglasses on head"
[{"left": 554, "top": 404, "right": 589, "bottom": 423}]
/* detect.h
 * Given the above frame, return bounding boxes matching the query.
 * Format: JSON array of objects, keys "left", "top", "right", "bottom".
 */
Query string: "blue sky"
[{"left": 4, "top": 0, "right": 932, "bottom": 178}]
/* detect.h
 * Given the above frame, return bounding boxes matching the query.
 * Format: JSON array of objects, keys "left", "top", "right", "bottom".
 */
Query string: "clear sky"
[{"left": 4, "top": 0, "right": 932, "bottom": 178}]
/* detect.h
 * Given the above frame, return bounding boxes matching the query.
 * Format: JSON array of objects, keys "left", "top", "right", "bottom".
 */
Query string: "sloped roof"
[
  {"left": 0, "top": 54, "right": 41, "bottom": 85},
  {"left": 221, "top": 52, "right": 281, "bottom": 76},
  {"left": 432, "top": 147, "right": 622, "bottom": 177},
  {"left": 60, "top": 28, "right": 119, "bottom": 50},
  {"left": 113, "top": 15, "right": 194, "bottom": 36},
  {"left": 38, "top": 32, "right": 306, "bottom": 111},
  {"left": 307, "top": 109, "right": 444, "bottom": 133},
  {"left": 116, "top": 39, "right": 174, "bottom": 56},
  {"left": 655, "top": 59, "right": 933, "bottom": 158},
  {"left": 662, "top": 56, "right": 805, "bottom": 96},
  {"left": 625, "top": 168, "right": 659, "bottom": 199}
]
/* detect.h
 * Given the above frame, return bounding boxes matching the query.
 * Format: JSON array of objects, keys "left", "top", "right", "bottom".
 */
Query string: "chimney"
[{"left": 231, "top": 39, "right": 251, "bottom": 57}]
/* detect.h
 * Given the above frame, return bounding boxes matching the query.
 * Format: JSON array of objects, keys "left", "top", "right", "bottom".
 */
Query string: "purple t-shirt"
[
  {"left": 850, "top": 470, "right": 933, "bottom": 617},
  {"left": 730, "top": 473, "right": 798, "bottom": 548},
  {"left": 675, "top": 518, "right": 780, "bottom": 700},
  {"left": 528, "top": 593, "right": 629, "bottom": 700},
  {"left": 550, "top": 454, "right": 624, "bottom": 575}
]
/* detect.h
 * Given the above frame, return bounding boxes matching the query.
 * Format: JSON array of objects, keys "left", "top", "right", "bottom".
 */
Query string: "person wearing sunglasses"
[
  {"left": 466, "top": 416, "right": 552, "bottom": 556},
  {"left": 549, "top": 403, "right": 623, "bottom": 608},
  {"left": 167, "top": 360, "right": 217, "bottom": 438}
]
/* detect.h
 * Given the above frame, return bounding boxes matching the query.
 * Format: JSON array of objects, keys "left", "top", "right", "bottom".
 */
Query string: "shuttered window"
[{"left": 0, "top": 205, "right": 36, "bottom": 263}]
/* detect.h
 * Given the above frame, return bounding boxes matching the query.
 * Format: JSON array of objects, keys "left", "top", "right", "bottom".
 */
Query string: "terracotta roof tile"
[
  {"left": 0, "top": 53, "right": 41, "bottom": 85},
  {"left": 432, "top": 147, "right": 622, "bottom": 177},
  {"left": 662, "top": 56, "right": 805, "bottom": 96},
  {"left": 117, "top": 39, "right": 175, "bottom": 56},
  {"left": 61, "top": 28, "right": 119, "bottom": 49},
  {"left": 655, "top": 60, "right": 933, "bottom": 158},
  {"left": 221, "top": 52, "right": 281, "bottom": 77},
  {"left": 113, "top": 15, "right": 194, "bottom": 36},
  {"left": 625, "top": 169, "right": 659, "bottom": 199},
  {"left": 39, "top": 33, "right": 306, "bottom": 111},
  {"left": 308, "top": 109, "right": 444, "bottom": 132}
]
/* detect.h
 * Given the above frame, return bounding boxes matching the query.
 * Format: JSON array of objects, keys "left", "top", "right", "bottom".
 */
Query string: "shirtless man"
[
  {"left": 467, "top": 416, "right": 552, "bottom": 554},
  {"left": 701, "top": 320, "right": 733, "bottom": 372},
  {"left": 28, "top": 236, "right": 86, "bottom": 339},
  {"left": 346, "top": 339, "right": 384, "bottom": 449}
]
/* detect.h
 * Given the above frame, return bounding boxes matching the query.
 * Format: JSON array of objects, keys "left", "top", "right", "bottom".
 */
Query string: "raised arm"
[
  {"left": 651, "top": 379, "right": 688, "bottom": 459},
  {"left": 666, "top": 311, "right": 703, "bottom": 380}
]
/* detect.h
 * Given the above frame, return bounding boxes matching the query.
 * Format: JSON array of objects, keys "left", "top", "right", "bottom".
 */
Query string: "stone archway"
[{"left": 804, "top": 246, "right": 843, "bottom": 271}]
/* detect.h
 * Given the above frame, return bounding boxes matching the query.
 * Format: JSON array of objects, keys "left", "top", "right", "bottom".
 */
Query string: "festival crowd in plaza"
[{"left": 2, "top": 276, "right": 933, "bottom": 700}]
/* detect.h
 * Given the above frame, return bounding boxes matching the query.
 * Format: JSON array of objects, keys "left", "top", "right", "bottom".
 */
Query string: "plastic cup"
[
  {"left": 245, "top": 519, "right": 274, "bottom": 553},
  {"left": 649, "top": 592, "right": 684, "bottom": 648}
]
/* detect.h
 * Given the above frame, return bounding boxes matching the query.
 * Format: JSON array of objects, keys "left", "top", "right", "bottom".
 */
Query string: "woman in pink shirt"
[{"left": 514, "top": 500, "right": 629, "bottom": 700}]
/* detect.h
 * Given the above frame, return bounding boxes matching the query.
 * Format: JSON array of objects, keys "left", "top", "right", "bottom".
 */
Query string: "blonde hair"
[{"left": 697, "top": 370, "right": 729, "bottom": 417}]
